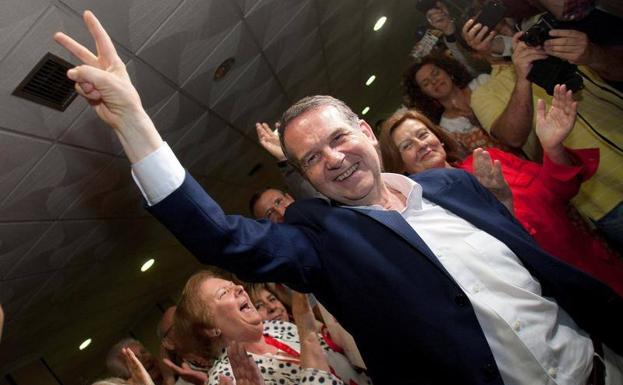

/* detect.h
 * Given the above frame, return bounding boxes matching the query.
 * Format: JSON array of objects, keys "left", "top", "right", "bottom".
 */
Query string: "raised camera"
[
  {"left": 519, "top": 14, "right": 583, "bottom": 94},
  {"left": 520, "top": 14, "right": 558, "bottom": 47}
]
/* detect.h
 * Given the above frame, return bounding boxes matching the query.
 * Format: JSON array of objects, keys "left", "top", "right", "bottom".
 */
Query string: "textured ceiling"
[{"left": 0, "top": 0, "right": 467, "bottom": 383}]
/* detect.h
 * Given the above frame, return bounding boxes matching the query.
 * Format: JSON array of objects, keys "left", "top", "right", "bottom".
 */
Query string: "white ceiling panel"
[
  {"left": 0, "top": 144, "right": 112, "bottom": 221},
  {"left": 0, "top": 222, "right": 52, "bottom": 280},
  {"left": 0, "top": 5, "right": 89, "bottom": 139},
  {"left": 0, "top": 0, "right": 51, "bottom": 62},
  {"left": 182, "top": 21, "right": 261, "bottom": 107},
  {"left": 59, "top": 0, "right": 185, "bottom": 52},
  {"left": 137, "top": 0, "right": 242, "bottom": 85},
  {"left": 244, "top": 0, "right": 310, "bottom": 48},
  {"left": 0, "top": 131, "right": 52, "bottom": 200}
]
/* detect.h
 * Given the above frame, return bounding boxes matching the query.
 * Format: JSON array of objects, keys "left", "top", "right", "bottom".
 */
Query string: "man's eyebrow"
[{"left": 299, "top": 127, "right": 344, "bottom": 163}]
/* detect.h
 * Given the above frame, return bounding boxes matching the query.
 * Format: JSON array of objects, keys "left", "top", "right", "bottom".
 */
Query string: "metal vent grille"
[{"left": 12, "top": 52, "right": 78, "bottom": 111}]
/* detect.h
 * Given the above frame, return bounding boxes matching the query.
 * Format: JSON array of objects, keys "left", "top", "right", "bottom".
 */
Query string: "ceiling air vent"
[{"left": 12, "top": 52, "right": 78, "bottom": 111}]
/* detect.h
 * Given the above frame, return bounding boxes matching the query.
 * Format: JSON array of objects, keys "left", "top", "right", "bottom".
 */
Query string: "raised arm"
[
  {"left": 256, "top": 122, "right": 324, "bottom": 200},
  {"left": 56, "top": 12, "right": 322, "bottom": 292},
  {"left": 489, "top": 32, "right": 547, "bottom": 148},
  {"left": 535, "top": 84, "right": 577, "bottom": 166},
  {"left": 54, "top": 11, "right": 161, "bottom": 163}
]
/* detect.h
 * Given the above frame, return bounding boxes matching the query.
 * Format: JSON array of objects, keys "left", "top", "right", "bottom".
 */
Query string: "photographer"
[
  {"left": 457, "top": 1, "right": 623, "bottom": 250},
  {"left": 462, "top": 2, "right": 623, "bottom": 84},
  {"left": 416, "top": 0, "right": 489, "bottom": 76}
]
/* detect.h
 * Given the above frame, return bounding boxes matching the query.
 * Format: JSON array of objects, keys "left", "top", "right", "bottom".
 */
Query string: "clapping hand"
[
  {"left": 54, "top": 11, "right": 161, "bottom": 163},
  {"left": 219, "top": 342, "right": 265, "bottom": 385},
  {"left": 472, "top": 148, "right": 514, "bottom": 214},
  {"left": 255, "top": 122, "right": 286, "bottom": 161},
  {"left": 122, "top": 348, "right": 155, "bottom": 385}
]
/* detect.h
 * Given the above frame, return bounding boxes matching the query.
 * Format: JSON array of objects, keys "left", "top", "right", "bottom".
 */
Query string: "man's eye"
[
  {"left": 254, "top": 303, "right": 264, "bottom": 310},
  {"left": 305, "top": 154, "right": 319, "bottom": 167}
]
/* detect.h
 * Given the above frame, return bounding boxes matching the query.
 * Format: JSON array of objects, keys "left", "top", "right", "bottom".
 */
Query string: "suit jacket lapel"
[{"left": 349, "top": 206, "right": 455, "bottom": 280}]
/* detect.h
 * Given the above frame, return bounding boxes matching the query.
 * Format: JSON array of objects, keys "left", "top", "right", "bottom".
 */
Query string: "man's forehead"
[
  {"left": 288, "top": 105, "right": 346, "bottom": 130},
  {"left": 284, "top": 105, "right": 355, "bottom": 156}
]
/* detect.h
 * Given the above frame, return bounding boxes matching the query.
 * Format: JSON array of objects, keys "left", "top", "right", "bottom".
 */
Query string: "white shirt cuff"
[{"left": 131, "top": 142, "right": 185, "bottom": 206}]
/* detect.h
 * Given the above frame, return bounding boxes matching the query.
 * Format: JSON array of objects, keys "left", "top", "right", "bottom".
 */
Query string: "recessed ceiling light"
[
  {"left": 141, "top": 259, "right": 155, "bottom": 272},
  {"left": 362, "top": 106, "right": 370, "bottom": 115},
  {"left": 214, "top": 57, "right": 235, "bottom": 81},
  {"left": 373, "top": 17, "right": 387, "bottom": 31},
  {"left": 365, "top": 75, "right": 376, "bottom": 86},
  {"left": 79, "top": 338, "right": 92, "bottom": 350}
]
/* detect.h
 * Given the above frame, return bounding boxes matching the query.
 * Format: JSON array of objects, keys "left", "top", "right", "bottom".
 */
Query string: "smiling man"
[{"left": 55, "top": 11, "right": 623, "bottom": 385}]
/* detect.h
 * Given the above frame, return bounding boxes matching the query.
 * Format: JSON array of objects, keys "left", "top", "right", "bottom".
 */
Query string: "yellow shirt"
[{"left": 470, "top": 64, "right": 623, "bottom": 221}]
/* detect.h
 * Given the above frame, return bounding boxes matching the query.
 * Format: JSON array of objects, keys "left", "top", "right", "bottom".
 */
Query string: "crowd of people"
[{"left": 20, "top": 0, "right": 623, "bottom": 384}]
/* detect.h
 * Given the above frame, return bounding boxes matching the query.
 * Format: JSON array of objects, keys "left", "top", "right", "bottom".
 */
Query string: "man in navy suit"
[{"left": 56, "top": 11, "right": 623, "bottom": 385}]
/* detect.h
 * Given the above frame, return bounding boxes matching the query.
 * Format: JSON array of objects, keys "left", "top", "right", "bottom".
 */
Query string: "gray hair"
[
  {"left": 278, "top": 95, "right": 360, "bottom": 170},
  {"left": 105, "top": 338, "right": 141, "bottom": 378}
]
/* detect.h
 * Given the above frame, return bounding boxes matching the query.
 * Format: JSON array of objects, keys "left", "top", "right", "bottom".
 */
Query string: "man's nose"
[{"left": 325, "top": 148, "right": 344, "bottom": 169}]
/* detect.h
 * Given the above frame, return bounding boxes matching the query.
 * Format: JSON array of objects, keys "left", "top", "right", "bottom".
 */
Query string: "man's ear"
[{"left": 359, "top": 119, "right": 378, "bottom": 145}]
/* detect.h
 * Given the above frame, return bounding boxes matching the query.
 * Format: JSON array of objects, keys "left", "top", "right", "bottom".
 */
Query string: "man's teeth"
[{"left": 337, "top": 164, "right": 358, "bottom": 181}]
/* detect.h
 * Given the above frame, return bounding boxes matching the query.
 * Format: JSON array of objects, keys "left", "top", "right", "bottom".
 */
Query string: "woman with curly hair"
[{"left": 402, "top": 54, "right": 513, "bottom": 154}]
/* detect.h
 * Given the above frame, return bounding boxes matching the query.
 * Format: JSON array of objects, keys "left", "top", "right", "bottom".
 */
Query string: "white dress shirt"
[{"left": 131, "top": 144, "right": 594, "bottom": 385}]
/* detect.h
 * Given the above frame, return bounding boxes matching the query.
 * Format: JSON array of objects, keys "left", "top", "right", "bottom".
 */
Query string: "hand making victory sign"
[{"left": 54, "top": 10, "right": 162, "bottom": 163}]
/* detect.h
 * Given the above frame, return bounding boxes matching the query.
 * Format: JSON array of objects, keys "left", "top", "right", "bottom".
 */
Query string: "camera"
[
  {"left": 520, "top": 13, "right": 557, "bottom": 47},
  {"left": 519, "top": 14, "right": 584, "bottom": 95},
  {"left": 416, "top": 0, "right": 438, "bottom": 13}
]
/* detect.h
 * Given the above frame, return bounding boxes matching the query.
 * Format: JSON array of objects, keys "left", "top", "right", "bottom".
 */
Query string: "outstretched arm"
[
  {"left": 291, "top": 292, "right": 331, "bottom": 372},
  {"left": 54, "top": 11, "right": 161, "bottom": 164},
  {"left": 489, "top": 32, "right": 547, "bottom": 149}
]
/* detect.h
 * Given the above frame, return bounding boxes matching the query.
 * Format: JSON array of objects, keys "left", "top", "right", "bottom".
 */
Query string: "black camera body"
[
  {"left": 416, "top": 0, "right": 438, "bottom": 13},
  {"left": 520, "top": 13, "right": 557, "bottom": 47},
  {"left": 519, "top": 14, "right": 583, "bottom": 95}
]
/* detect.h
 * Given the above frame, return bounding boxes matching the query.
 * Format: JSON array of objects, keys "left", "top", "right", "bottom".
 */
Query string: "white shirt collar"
[{"left": 348, "top": 173, "right": 424, "bottom": 211}]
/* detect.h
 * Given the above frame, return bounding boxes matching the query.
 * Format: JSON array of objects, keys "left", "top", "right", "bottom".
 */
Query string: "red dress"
[{"left": 457, "top": 148, "right": 623, "bottom": 296}]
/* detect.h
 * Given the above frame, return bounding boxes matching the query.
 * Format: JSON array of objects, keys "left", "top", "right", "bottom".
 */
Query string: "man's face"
[
  {"left": 252, "top": 288, "right": 289, "bottom": 322},
  {"left": 253, "top": 189, "right": 294, "bottom": 223},
  {"left": 126, "top": 343, "right": 162, "bottom": 384},
  {"left": 283, "top": 106, "right": 383, "bottom": 206}
]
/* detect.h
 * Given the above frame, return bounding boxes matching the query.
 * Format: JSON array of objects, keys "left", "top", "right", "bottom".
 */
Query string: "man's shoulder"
[{"left": 410, "top": 167, "right": 474, "bottom": 187}]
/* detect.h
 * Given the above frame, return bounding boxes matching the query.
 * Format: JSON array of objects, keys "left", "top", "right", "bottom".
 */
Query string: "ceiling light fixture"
[
  {"left": 362, "top": 106, "right": 370, "bottom": 115},
  {"left": 365, "top": 75, "right": 376, "bottom": 86},
  {"left": 141, "top": 259, "right": 155, "bottom": 272},
  {"left": 373, "top": 17, "right": 387, "bottom": 31},
  {"left": 79, "top": 338, "right": 92, "bottom": 351}
]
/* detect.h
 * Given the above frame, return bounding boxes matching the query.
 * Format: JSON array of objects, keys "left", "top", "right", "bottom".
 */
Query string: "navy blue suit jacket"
[{"left": 148, "top": 168, "right": 623, "bottom": 385}]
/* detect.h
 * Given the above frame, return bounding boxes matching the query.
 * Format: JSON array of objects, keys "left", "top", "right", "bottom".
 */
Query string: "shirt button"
[
  {"left": 548, "top": 367, "right": 558, "bottom": 378},
  {"left": 455, "top": 293, "right": 469, "bottom": 307},
  {"left": 513, "top": 320, "right": 521, "bottom": 332},
  {"left": 473, "top": 284, "right": 482, "bottom": 293}
]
